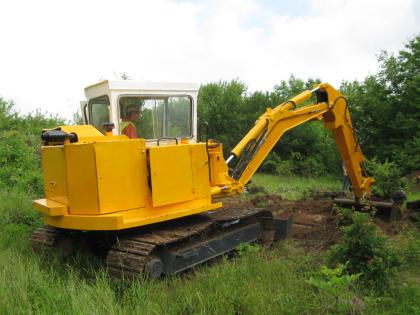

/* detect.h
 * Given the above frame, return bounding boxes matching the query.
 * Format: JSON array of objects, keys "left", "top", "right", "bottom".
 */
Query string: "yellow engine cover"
[
  {"left": 40, "top": 139, "right": 147, "bottom": 215},
  {"left": 149, "top": 143, "right": 210, "bottom": 207},
  {"left": 34, "top": 129, "right": 221, "bottom": 231}
]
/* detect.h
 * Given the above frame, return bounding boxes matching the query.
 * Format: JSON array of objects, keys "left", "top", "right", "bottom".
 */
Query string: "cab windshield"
[{"left": 119, "top": 95, "right": 192, "bottom": 140}]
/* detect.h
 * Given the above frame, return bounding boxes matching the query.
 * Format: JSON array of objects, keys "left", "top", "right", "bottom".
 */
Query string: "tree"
[
  {"left": 198, "top": 80, "right": 247, "bottom": 154},
  {"left": 341, "top": 34, "right": 420, "bottom": 174}
]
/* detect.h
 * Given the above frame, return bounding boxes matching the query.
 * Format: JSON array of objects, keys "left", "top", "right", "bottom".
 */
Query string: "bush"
[
  {"left": 333, "top": 205, "right": 353, "bottom": 227},
  {"left": 260, "top": 151, "right": 330, "bottom": 178},
  {"left": 365, "top": 159, "right": 406, "bottom": 198},
  {"left": 0, "top": 130, "right": 43, "bottom": 195},
  {"left": 327, "top": 212, "right": 399, "bottom": 291},
  {"left": 289, "top": 152, "right": 328, "bottom": 177},
  {"left": 0, "top": 189, "right": 42, "bottom": 229},
  {"left": 0, "top": 98, "right": 64, "bottom": 196},
  {"left": 275, "top": 160, "right": 293, "bottom": 177},
  {"left": 296, "top": 157, "right": 328, "bottom": 177},
  {"left": 259, "top": 152, "right": 281, "bottom": 173}
]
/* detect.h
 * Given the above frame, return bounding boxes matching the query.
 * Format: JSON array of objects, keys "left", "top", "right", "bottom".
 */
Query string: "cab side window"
[{"left": 89, "top": 95, "right": 110, "bottom": 134}]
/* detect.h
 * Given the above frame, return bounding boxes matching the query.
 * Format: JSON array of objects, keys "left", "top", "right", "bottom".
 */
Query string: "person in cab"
[{"left": 121, "top": 105, "right": 141, "bottom": 139}]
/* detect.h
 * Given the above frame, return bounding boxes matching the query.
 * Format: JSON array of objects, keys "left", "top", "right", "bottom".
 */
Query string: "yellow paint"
[
  {"left": 190, "top": 144, "right": 211, "bottom": 198},
  {"left": 94, "top": 140, "right": 147, "bottom": 213},
  {"left": 41, "top": 146, "right": 68, "bottom": 205},
  {"left": 60, "top": 125, "right": 128, "bottom": 142},
  {"left": 208, "top": 142, "right": 235, "bottom": 188},
  {"left": 39, "top": 197, "right": 220, "bottom": 230},
  {"left": 149, "top": 144, "right": 194, "bottom": 207},
  {"left": 149, "top": 143, "right": 211, "bottom": 207},
  {"left": 60, "top": 125, "right": 103, "bottom": 138},
  {"left": 33, "top": 198, "right": 68, "bottom": 216},
  {"left": 65, "top": 143, "right": 100, "bottom": 214}
]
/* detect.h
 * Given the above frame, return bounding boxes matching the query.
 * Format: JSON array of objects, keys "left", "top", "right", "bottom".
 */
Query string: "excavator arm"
[{"left": 210, "top": 82, "right": 374, "bottom": 198}]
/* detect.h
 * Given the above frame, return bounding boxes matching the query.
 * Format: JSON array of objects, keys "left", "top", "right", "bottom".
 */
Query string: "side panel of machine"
[
  {"left": 94, "top": 140, "right": 147, "bottom": 213},
  {"left": 149, "top": 143, "right": 210, "bottom": 207},
  {"left": 65, "top": 143, "right": 100, "bottom": 214},
  {"left": 190, "top": 144, "right": 211, "bottom": 198},
  {"left": 41, "top": 146, "right": 68, "bottom": 205}
]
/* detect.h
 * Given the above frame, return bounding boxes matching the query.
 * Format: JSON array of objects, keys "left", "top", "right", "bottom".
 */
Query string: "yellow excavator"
[{"left": 31, "top": 80, "right": 374, "bottom": 277}]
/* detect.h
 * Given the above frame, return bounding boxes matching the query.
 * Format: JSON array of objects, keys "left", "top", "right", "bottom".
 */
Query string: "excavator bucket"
[{"left": 333, "top": 197, "right": 401, "bottom": 222}]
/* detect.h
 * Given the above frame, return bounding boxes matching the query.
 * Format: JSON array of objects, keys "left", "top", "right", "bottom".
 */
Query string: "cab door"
[{"left": 87, "top": 95, "right": 111, "bottom": 134}]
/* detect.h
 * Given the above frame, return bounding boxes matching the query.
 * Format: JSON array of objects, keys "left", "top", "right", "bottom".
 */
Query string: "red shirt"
[{"left": 122, "top": 123, "right": 138, "bottom": 139}]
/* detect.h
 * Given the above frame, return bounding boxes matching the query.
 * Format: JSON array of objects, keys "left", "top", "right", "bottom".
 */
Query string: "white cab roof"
[{"left": 84, "top": 80, "right": 199, "bottom": 99}]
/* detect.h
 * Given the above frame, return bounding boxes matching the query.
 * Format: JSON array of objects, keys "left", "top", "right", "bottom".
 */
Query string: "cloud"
[{"left": 0, "top": 0, "right": 418, "bottom": 118}]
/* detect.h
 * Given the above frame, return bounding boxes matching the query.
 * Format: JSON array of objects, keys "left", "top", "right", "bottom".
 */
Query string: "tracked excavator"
[{"left": 31, "top": 81, "right": 374, "bottom": 277}]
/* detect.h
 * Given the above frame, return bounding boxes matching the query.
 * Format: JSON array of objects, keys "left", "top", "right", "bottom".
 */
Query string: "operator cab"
[{"left": 82, "top": 80, "right": 199, "bottom": 143}]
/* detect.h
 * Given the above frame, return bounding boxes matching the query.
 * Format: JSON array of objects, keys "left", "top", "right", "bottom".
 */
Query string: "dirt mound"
[
  {"left": 251, "top": 194, "right": 285, "bottom": 209},
  {"left": 285, "top": 199, "right": 339, "bottom": 251}
]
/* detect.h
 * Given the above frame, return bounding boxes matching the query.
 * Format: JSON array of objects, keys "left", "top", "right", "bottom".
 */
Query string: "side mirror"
[{"left": 80, "top": 101, "right": 88, "bottom": 124}]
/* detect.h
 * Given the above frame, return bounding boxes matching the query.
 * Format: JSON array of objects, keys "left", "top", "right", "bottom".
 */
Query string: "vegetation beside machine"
[{"left": 0, "top": 99, "right": 63, "bottom": 196}]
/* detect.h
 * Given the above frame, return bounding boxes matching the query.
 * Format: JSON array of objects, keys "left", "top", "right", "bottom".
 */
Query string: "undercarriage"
[{"left": 31, "top": 208, "right": 292, "bottom": 278}]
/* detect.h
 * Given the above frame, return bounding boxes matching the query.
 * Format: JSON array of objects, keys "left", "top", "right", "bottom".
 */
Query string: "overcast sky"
[{"left": 0, "top": 0, "right": 418, "bottom": 119}]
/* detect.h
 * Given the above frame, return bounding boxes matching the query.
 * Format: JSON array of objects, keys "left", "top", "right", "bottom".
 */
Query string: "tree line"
[{"left": 198, "top": 35, "right": 419, "bottom": 178}]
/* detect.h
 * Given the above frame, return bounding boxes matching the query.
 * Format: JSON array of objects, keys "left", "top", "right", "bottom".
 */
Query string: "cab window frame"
[{"left": 83, "top": 104, "right": 89, "bottom": 124}]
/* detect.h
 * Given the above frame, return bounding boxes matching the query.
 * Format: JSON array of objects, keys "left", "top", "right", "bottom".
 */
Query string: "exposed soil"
[
  {"left": 406, "top": 170, "right": 420, "bottom": 184},
  {"left": 221, "top": 195, "right": 339, "bottom": 252},
  {"left": 220, "top": 193, "right": 416, "bottom": 253}
]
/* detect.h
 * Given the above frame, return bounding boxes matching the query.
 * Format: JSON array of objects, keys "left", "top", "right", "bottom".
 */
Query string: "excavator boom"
[{"left": 210, "top": 82, "right": 374, "bottom": 198}]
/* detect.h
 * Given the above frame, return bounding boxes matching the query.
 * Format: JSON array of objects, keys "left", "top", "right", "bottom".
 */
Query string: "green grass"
[
  {"left": 405, "top": 177, "right": 420, "bottom": 202},
  {"left": 250, "top": 173, "right": 341, "bottom": 200},
  {"left": 365, "top": 266, "right": 420, "bottom": 314},
  {"left": 406, "top": 184, "right": 420, "bottom": 202},
  {"left": 0, "top": 179, "right": 419, "bottom": 314},
  {"left": 407, "top": 191, "right": 420, "bottom": 202},
  {"left": 0, "top": 227, "right": 344, "bottom": 314}
]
